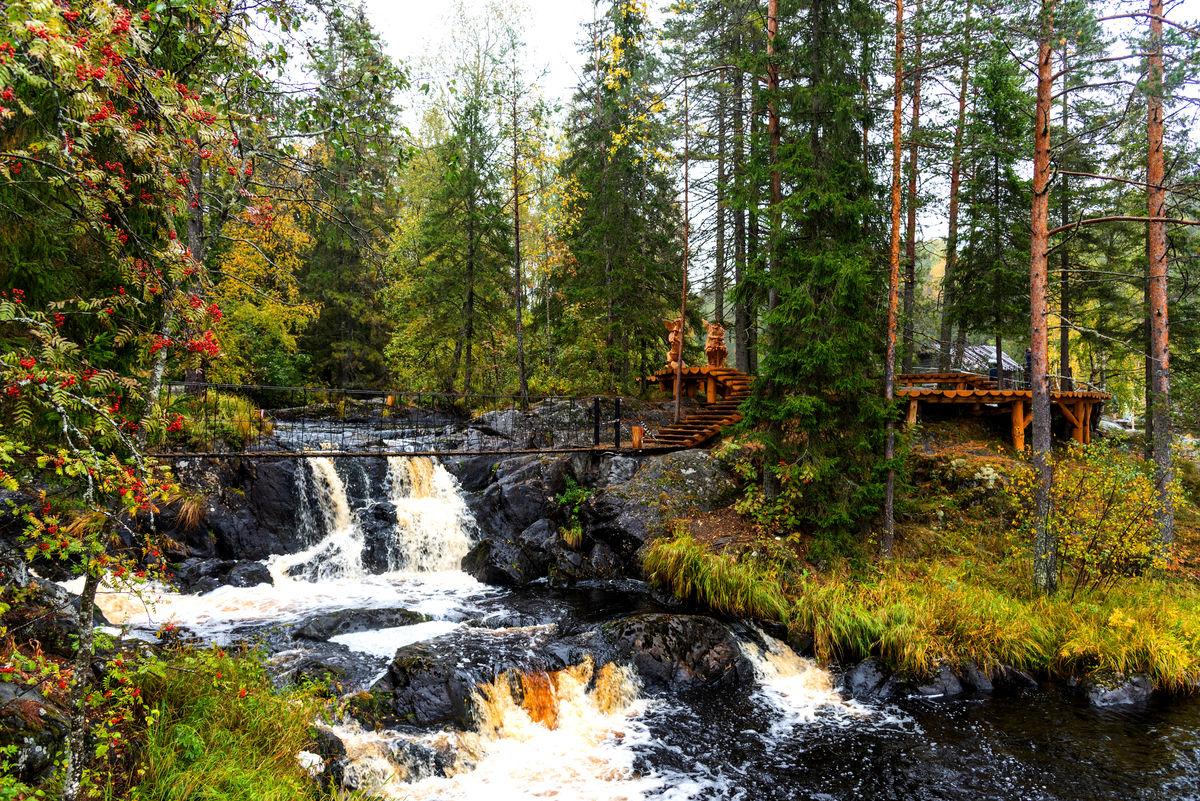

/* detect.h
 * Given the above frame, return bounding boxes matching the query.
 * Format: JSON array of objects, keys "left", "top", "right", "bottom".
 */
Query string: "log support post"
[
  {"left": 1073, "top": 400, "right": 1085, "bottom": 444},
  {"left": 1011, "top": 400, "right": 1026, "bottom": 452},
  {"left": 906, "top": 398, "right": 919, "bottom": 428},
  {"left": 707, "top": 376, "right": 717, "bottom": 405}
]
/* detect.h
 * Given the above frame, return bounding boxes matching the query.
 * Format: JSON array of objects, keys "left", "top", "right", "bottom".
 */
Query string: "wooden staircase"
[{"left": 642, "top": 366, "right": 752, "bottom": 450}]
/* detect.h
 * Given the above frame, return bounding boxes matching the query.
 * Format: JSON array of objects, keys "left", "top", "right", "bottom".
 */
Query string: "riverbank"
[{"left": 645, "top": 425, "right": 1200, "bottom": 697}]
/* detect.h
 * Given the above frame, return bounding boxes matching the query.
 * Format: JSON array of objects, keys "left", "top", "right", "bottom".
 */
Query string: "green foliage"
[
  {"left": 97, "top": 646, "right": 338, "bottom": 801},
  {"left": 1008, "top": 441, "right": 1179, "bottom": 597},
  {"left": 154, "top": 392, "right": 271, "bottom": 452},
  {"left": 643, "top": 526, "right": 792, "bottom": 622},
  {"left": 945, "top": 41, "right": 1032, "bottom": 349},
  {"left": 734, "top": 0, "right": 890, "bottom": 548},
  {"left": 544, "top": 0, "right": 684, "bottom": 393},
  {"left": 555, "top": 476, "right": 592, "bottom": 550},
  {"left": 646, "top": 527, "right": 1200, "bottom": 689}
]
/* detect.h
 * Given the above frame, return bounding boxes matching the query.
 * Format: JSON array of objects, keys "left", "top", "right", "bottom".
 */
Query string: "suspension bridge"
[
  {"left": 152, "top": 366, "right": 754, "bottom": 459},
  {"left": 152, "top": 363, "right": 1108, "bottom": 460}
]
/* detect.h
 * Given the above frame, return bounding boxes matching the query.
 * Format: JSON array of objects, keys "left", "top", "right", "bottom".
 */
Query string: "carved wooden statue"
[
  {"left": 704, "top": 320, "right": 728, "bottom": 368},
  {"left": 663, "top": 317, "right": 685, "bottom": 371}
]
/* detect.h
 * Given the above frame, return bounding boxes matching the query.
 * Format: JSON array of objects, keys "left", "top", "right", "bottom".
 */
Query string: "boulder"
[
  {"left": 0, "top": 683, "right": 70, "bottom": 785},
  {"left": 267, "top": 643, "right": 388, "bottom": 692},
  {"left": 380, "top": 626, "right": 575, "bottom": 728},
  {"left": 293, "top": 608, "right": 431, "bottom": 642},
  {"left": 915, "top": 663, "right": 965, "bottom": 698},
  {"left": 172, "top": 557, "right": 273, "bottom": 594},
  {"left": 841, "top": 659, "right": 898, "bottom": 702},
  {"left": 1086, "top": 674, "right": 1153, "bottom": 708},
  {"left": 603, "top": 613, "right": 751, "bottom": 690}
]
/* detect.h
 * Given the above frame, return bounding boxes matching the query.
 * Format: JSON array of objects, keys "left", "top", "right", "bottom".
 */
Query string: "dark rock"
[
  {"left": 841, "top": 659, "right": 896, "bottom": 701},
  {"left": 226, "top": 561, "right": 272, "bottom": 588},
  {"left": 294, "top": 608, "right": 431, "bottom": 641},
  {"left": 603, "top": 613, "right": 751, "bottom": 690},
  {"left": 172, "top": 557, "right": 272, "bottom": 594},
  {"left": 915, "top": 663, "right": 965, "bottom": 698},
  {"left": 0, "top": 538, "right": 30, "bottom": 589},
  {"left": 1086, "top": 674, "right": 1153, "bottom": 707},
  {"left": 993, "top": 665, "right": 1039, "bottom": 691},
  {"left": 0, "top": 683, "right": 70, "bottom": 785},
  {"left": 267, "top": 642, "right": 388, "bottom": 692},
  {"left": 381, "top": 626, "right": 572, "bottom": 728},
  {"left": 961, "top": 662, "right": 994, "bottom": 693}
]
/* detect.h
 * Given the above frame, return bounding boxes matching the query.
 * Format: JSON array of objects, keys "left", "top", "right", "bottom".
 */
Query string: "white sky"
[{"left": 361, "top": 0, "right": 605, "bottom": 121}]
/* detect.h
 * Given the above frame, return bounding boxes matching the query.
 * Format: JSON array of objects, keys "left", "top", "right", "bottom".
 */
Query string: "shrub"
[
  {"left": 555, "top": 476, "right": 591, "bottom": 550},
  {"left": 1009, "top": 441, "right": 1177, "bottom": 597},
  {"left": 153, "top": 391, "right": 271, "bottom": 451},
  {"left": 100, "top": 646, "right": 334, "bottom": 801}
]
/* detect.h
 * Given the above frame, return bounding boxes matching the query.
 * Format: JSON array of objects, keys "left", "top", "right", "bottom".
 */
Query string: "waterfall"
[
  {"left": 319, "top": 658, "right": 659, "bottom": 800},
  {"left": 270, "top": 457, "right": 363, "bottom": 582},
  {"left": 269, "top": 456, "right": 476, "bottom": 582},
  {"left": 385, "top": 456, "right": 476, "bottom": 573},
  {"left": 738, "top": 628, "right": 876, "bottom": 733}
]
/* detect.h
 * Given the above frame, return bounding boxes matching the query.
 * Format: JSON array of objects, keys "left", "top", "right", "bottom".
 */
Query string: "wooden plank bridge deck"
[{"left": 897, "top": 372, "right": 1111, "bottom": 450}]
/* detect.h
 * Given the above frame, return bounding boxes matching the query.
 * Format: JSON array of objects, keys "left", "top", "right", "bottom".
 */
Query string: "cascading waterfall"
[
  {"left": 384, "top": 456, "right": 476, "bottom": 572},
  {"left": 738, "top": 628, "right": 883, "bottom": 734},
  {"left": 269, "top": 456, "right": 476, "bottom": 582},
  {"left": 269, "top": 457, "right": 363, "bottom": 582},
  {"left": 320, "top": 658, "right": 660, "bottom": 800}
]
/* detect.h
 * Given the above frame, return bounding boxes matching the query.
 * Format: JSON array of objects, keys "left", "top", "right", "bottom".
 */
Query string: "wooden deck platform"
[
  {"left": 645, "top": 365, "right": 752, "bottom": 449},
  {"left": 898, "top": 372, "right": 1110, "bottom": 450}
]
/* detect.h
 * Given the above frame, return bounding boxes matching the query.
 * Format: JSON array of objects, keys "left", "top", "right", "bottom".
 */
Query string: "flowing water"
[{"left": 87, "top": 454, "right": 1200, "bottom": 801}]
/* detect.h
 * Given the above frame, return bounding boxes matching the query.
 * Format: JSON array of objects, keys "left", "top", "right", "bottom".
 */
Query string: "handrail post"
[
  {"left": 593, "top": 397, "right": 601, "bottom": 446},
  {"left": 613, "top": 397, "right": 622, "bottom": 449}
]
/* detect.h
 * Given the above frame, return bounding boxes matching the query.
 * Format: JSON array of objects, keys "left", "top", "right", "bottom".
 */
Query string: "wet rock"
[
  {"left": 380, "top": 627, "right": 571, "bottom": 728},
  {"left": 0, "top": 538, "right": 30, "bottom": 589},
  {"left": 268, "top": 643, "right": 388, "bottom": 691},
  {"left": 993, "top": 665, "right": 1039, "bottom": 691},
  {"left": 1086, "top": 674, "right": 1153, "bottom": 708},
  {"left": 916, "top": 664, "right": 965, "bottom": 698},
  {"left": 172, "top": 557, "right": 273, "bottom": 593},
  {"left": 603, "top": 613, "right": 751, "bottom": 690},
  {"left": 841, "top": 659, "right": 897, "bottom": 701},
  {"left": 293, "top": 608, "right": 431, "bottom": 642},
  {"left": 961, "top": 662, "right": 994, "bottom": 693},
  {"left": 0, "top": 683, "right": 70, "bottom": 785},
  {"left": 226, "top": 561, "right": 272, "bottom": 587}
]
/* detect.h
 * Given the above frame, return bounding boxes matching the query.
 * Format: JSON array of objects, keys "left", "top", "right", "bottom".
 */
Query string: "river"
[{"left": 88, "top": 454, "right": 1200, "bottom": 801}]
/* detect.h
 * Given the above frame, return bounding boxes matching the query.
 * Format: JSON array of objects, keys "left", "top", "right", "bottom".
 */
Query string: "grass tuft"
[{"left": 106, "top": 647, "right": 342, "bottom": 801}]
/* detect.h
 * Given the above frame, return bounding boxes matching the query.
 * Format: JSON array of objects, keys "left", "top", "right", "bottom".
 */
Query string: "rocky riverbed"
[{"left": 3, "top": 409, "right": 1200, "bottom": 799}]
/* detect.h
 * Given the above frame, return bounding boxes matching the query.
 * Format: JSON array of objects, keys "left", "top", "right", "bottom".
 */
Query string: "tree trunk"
[
  {"left": 1030, "top": 0, "right": 1057, "bottom": 596},
  {"left": 748, "top": 78, "right": 762, "bottom": 375},
  {"left": 884, "top": 0, "right": 905, "bottom": 556},
  {"left": 939, "top": 1, "right": 971, "bottom": 371},
  {"left": 715, "top": 81, "right": 728, "bottom": 326},
  {"left": 1058, "top": 46, "right": 1073, "bottom": 391},
  {"left": 901, "top": 0, "right": 922, "bottom": 374},
  {"left": 733, "top": 67, "right": 751, "bottom": 372},
  {"left": 1147, "top": 0, "right": 1175, "bottom": 544},
  {"left": 762, "top": 0, "right": 781, "bottom": 502},
  {"left": 512, "top": 89, "right": 529, "bottom": 407}
]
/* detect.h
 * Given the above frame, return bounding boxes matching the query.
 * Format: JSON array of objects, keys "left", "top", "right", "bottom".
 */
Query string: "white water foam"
[
  {"left": 269, "top": 456, "right": 363, "bottom": 581},
  {"left": 325, "top": 660, "right": 664, "bottom": 801},
  {"left": 740, "top": 629, "right": 908, "bottom": 735},
  {"left": 332, "top": 620, "right": 463, "bottom": 658},
  {"left": 385, "top": 456, "right": 476, "bottom": 572}
]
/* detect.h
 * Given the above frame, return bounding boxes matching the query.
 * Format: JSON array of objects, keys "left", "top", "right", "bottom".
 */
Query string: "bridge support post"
[
  {"left": 613, "top": 398, "right": 622, "bottom": 449},
  {"left": 1011, "top": 400, "right": 1026, "bottom": 452}
]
